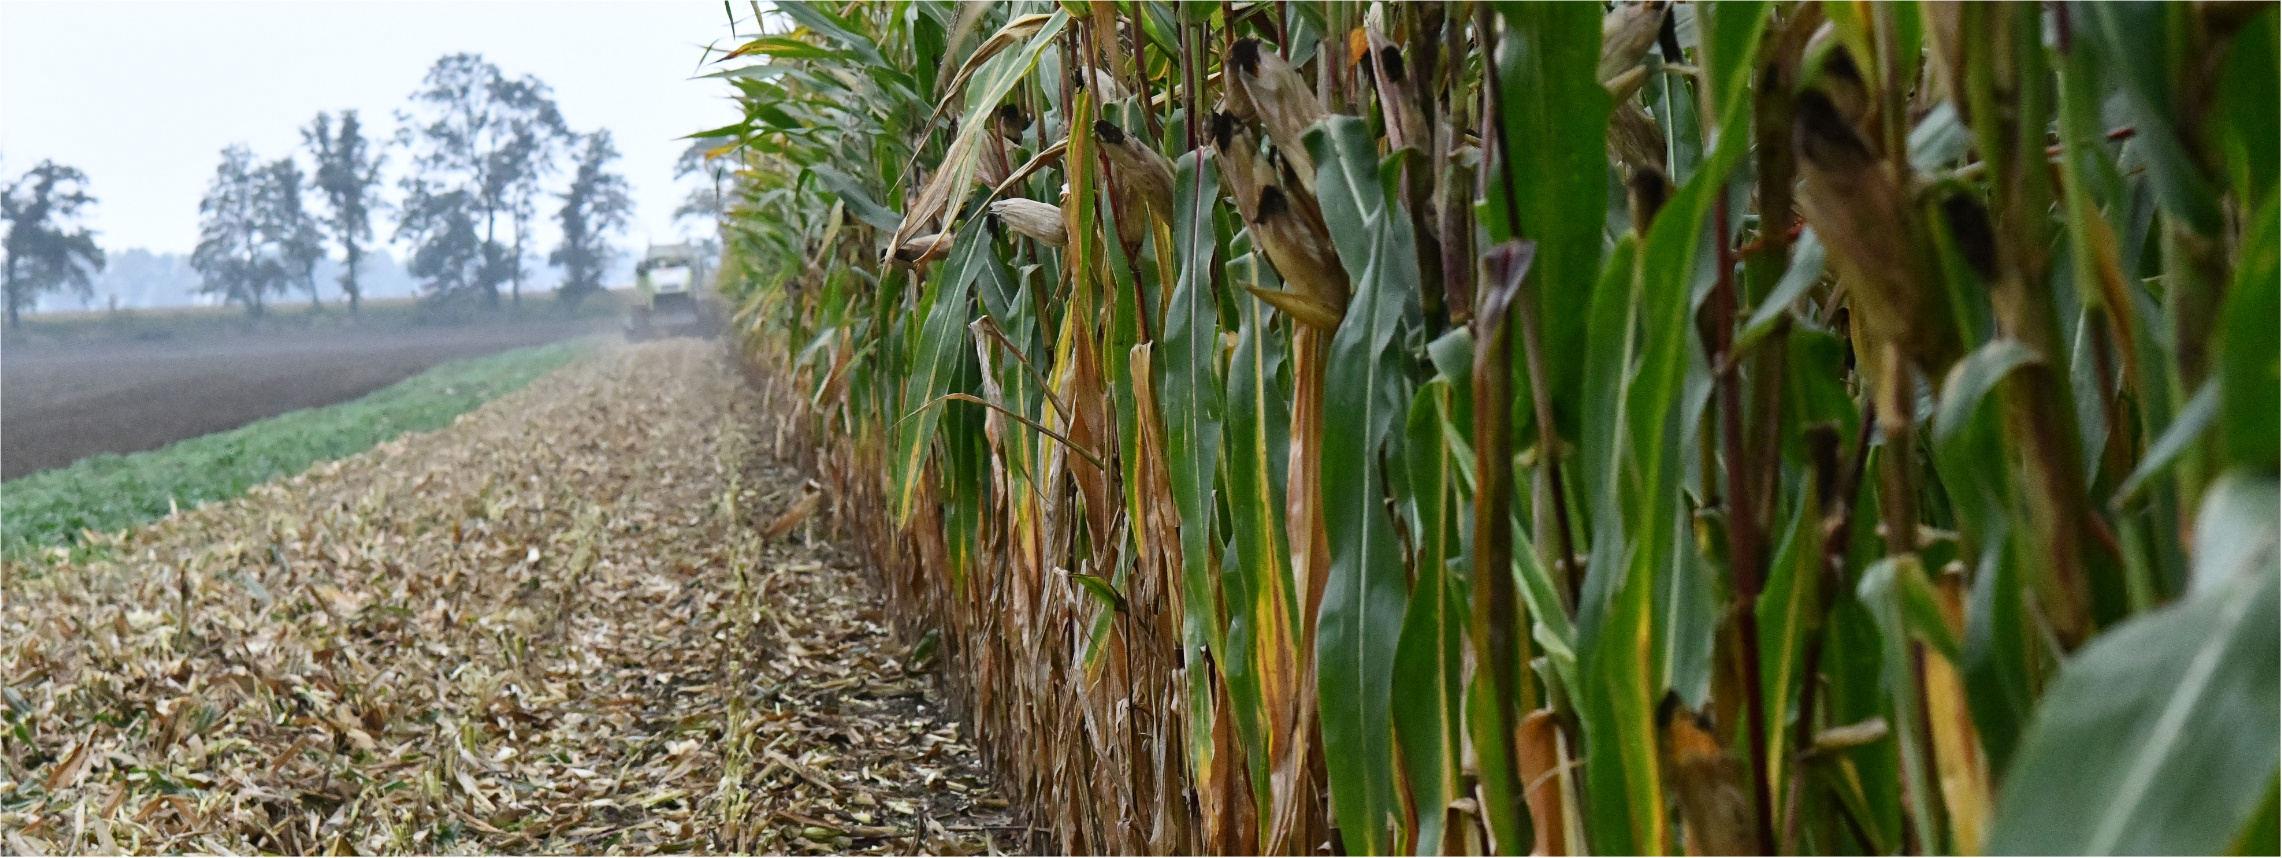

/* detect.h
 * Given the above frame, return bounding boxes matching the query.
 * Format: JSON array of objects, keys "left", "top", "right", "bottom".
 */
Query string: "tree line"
[
  {"left": 199, "top": 53, "right": 635, "bottom": 317},
  {"left": 0, "top": 52, "right": 636, "bottom": 328}
]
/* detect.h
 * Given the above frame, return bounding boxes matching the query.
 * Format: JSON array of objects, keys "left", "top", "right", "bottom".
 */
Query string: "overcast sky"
[{"left": 0, "top": 1, "right": 750, "bottom": 258}]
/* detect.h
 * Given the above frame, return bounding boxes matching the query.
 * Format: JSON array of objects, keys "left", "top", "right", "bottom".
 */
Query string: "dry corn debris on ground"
[{"left": 0, "top": 339, "right": 1025, "bottom": 855}]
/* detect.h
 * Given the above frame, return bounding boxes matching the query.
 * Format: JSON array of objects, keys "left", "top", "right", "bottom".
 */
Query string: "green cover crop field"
[{"left": 2, "top": 338, "right": 595, "bottom": 557}]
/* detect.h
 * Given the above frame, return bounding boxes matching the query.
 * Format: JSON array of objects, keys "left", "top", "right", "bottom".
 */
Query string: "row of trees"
[{"left": 191, "top": 53, "right": 634, "bottom": 317}]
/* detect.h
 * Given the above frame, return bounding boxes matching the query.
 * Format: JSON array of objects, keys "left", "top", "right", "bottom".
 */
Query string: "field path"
[{"left": 1, "top": 340, "right": 1024, "bottom": 854}]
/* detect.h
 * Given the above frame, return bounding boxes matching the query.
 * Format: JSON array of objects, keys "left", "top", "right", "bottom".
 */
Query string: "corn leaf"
[
  {"left": 1486, "top": 1, "right": 1610, "bottom": 436},
  {"left": 1988, "top": 471, "right": 2279, "bottom": 855},
  {"left": 1392, "top": 380, "right": 1469, "bottom": 854},
  {"left": 2220, "top": 198, "right": 2279, "bottom": 470},
  {"left": 891, "top": 225, "right": 992, "bottom": 524},
  {"left": 809, "top": 165, "right": 904, "bottom": 232},
  {"left": 1756, "top": 488, "right": 1819, "bottom": 818},
  {"left": 2079, "top": 3, "right": 2227, "bottom": 235},
  {"left": 1306, "top": 114, "right": 1423, "bottom": 856},
  {"left": 1220, "top": 259, "right": 1295, "bottom": 841},
  {"left": 1162, "top": 150, "right": 1227, "bottom": 787}
]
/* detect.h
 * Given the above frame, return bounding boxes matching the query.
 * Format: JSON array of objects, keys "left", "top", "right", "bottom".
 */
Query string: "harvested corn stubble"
[{"left": 0, "top": 340, "right": 1025, "bottom": 856}]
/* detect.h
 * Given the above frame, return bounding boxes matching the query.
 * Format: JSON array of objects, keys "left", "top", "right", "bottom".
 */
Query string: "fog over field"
[{"left": 33, "top": 248, "right": 635, "bottom": 313}]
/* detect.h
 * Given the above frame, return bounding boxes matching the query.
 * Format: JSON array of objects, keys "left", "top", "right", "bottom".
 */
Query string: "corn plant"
[{"left": 697, "top": 2, "right": 2278, "bottom": 854}]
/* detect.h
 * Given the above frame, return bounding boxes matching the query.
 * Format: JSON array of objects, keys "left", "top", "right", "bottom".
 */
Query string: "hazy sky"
[{"left": 0, "top": 1, "right": 750, "bottom": 257}]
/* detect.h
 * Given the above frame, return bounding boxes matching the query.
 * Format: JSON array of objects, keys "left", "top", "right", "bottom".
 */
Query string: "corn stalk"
[{"left": 696, "top": 2, "right": 2279, "bottom": 854}]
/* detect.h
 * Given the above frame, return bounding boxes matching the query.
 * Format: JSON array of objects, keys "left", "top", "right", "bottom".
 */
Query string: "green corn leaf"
[
  {"left": 2219, "top": 197, "right": 2280, "bottom": 470},
  {"left": 683, "top": 120, "right": 754, "bottom": 141},
  {"left": 1908, "top": 102, "right": 1973, "bottom": 172},
  {"left": 2081, "top": 3, "right": 2228, "bottom": 235},
  {"left": 1756, "top": 487, "right": 1821, "bottom": 815},
  {"left": 1859, "top": 555, "right": 1959, "bottom": 855},
  {"left": 718, "top": 35, "right": 853, "bottom": 63},
  {"left": 2112, "top": 381, "right": 2220, "bottom": 510},
  {"left": 891, "top": 225, "right": 992, "bottom": 525},
  {"left": 809, "top": 165, "right": 903, "bottom": 232},
  {"left": 701, "top": 63, "right": 796, "bottom": 81},
  {"left": 1306, "top": 114, "right": 1424, "bottom": 856},
  {"left": 1512, "top": 519, "right": 1578, "bottom": 700},
  {"left": 941, "top": 382, "right": 987, "bottom": 580},
  {"left": 1426, "top": 328, "right": 1476, "bottom": 424},
  {"left": 1393, "top": 380, "right": 1470, "bottom": 855},
  {"left": 1486, "top": 1, "right": 1611, "bottom": 440},
  {"left": 1935, "top": 341, "right": 2042, "bottom": 444},
  {"left": 770, "top": 1, "right": 886, "bottom": 67},
  {"left": 1221, "top": 262, "right": 1294, "bottom": 839},
  {"left": 1222, "top": 251, "right": 1294, "bottom": 620},
  {"left": 1068, "top": 572, "right": 1127, "bottom": 613},
  {"left": 1161, "top": 150, "right": 1226, "bottom": 789},
  {"left": 1989, "top": 471, "right": 2279, "bottom": 855},
  {"left": 1465, "top": 672, "right": 1527, "bottom": 856},
  {"left": 1779, "top": 327, "right": 1861, "bottom": 467},
  {"left": 1932, "top": 337, "right": 2037, "bottom": 543},
  {"left": 1738, "top": 229, "right": 1825, "bottom": 351},
  {"left": 1575, "top": 233, "right": 1638, "bottom": 526},
  {"left": 2215, "top": 8, "right": 2279, "bottom": 211},
  {"left": 1572, "top": 229, "right": 1641, "bottom": 855},
  {"left": 2235, "top": 782, "right": 2281, "bottom": 856}
]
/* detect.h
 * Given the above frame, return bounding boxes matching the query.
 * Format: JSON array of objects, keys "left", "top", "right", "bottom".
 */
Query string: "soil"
[
  {"left": 0, "top": 340, "right": 1028, "bottom": 854},
  {"left": 1, "top": 319, "right": 607, "bottom": 480}
]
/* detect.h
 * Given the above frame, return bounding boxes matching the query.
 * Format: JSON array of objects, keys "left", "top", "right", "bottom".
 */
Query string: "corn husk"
[
  {"left": 894, "top": 232, "right": 954, "bottom": 264},
  {"left": 1793, "top": 90, "right": 1958, "bottom": 372},
  {"left": 1076, "top": 65, "right": 1129, "bottom": 102},
  {"left": 987, "top": 198, "right": 1069, "bottom": 247},
  {"left": 994, "top": 103, "right": 1031, "bottom": 143},
  {"left": 1609, "top": 102, "right": 1668, "bottom": 173},
  {"left": 1208, "top": 109, "right": 1346, "bottom": 325},
  {"left": 1660, "top": 701, "right": 1758, "bottom": 858},
  {"left": 1600, "top": 1, "right": 1670, "bottom": 85},
  {"left": 1092, "top": 120, "right": 1176, "bottom": 224},
  {"left": 1208, "top": 111, "right": 1272, "bottom": 222},
  {"left": 1248, "top": 186, "right": 1349, "bottom": 329},
  {"left": 1226, "top": 38, "right": 1326, "bottom": 191}
]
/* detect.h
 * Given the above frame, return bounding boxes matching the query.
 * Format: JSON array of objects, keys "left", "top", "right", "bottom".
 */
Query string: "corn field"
[{"left": 695, "top": 2, "right": 2278, "bottom": 854}]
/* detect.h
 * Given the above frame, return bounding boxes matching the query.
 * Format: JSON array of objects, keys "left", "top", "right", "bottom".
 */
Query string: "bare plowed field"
[
  {"left": 2, "top": 320, "right": 605, "bottom": 480},
  {"left": 1, "top": 340, "right": 1024, "bottom": 854}
]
